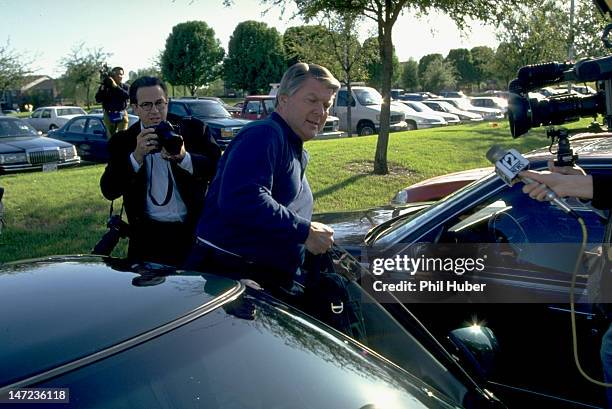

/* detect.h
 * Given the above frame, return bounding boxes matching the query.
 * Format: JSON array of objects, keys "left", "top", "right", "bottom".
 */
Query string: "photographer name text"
[{"left": 372, "top": 280, "right": 486, "bottom": 292}]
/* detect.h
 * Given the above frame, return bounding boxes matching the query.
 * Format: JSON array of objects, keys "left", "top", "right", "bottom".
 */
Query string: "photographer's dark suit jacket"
[{"left": 100, "top": 121, "right": 221, "bottom": 264}]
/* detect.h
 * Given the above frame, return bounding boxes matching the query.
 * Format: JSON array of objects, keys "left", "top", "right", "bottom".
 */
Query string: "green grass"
[{"left": 0, "top": 119, "right": 594, "bottom": 263}]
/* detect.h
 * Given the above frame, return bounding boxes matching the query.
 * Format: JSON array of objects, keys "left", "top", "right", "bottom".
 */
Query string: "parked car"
[
  {"left": 436, "top": 98, "right": 504, "bottom": 120},
  {"left": 0, "top": 254, "right": 508, "bottom": 409},
  {"left": 48, "top": 114, "right": 139, "bottom": 163},
  {"left": 332, "top": 86, "right": 408, "bottom": 135},
  {"left": 167, "top": 98, "right": 251, "bottom": 149},
  {"left": 438, "top": 91, "right": 467, "bottom": 99},
  {"left": 390, "top": 88, "right": 405, "bottom": 100},
  {"left": 400, "top": 100, "right": 461, "bottom": 125},
  {"left": 238, "top": 95, "right": 345, "bottom": 139},
  {"left": 0, "top": 117, "right": 80, "bottom": 173},
  {"left": 422, "top": 100, "right": 484, "bottom": 123},
  {"left": 315, "top": 133, "right": 612, "bottom": 408},
  {"left": 179, "top": 96, "right": 242, "bottom": 117},
  {"left": 392, "top": 101, "right": 447, "bottom": 129},
  {"left": 2, "top": 109, "right": 18, "bottom": 115},
  {"left": 470, "top": 97, "right": 508, "bottom": 116},
  {"left": 25, "top": 106, "right": 87, "bottom": 132}
]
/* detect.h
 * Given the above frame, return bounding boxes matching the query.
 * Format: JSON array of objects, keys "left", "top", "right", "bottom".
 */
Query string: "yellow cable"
[{"left": 570, "top": 216, "right": 612, "bottom": 387}]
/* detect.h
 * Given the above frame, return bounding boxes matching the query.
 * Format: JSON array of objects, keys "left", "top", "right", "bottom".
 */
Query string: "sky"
[{"left": 0, "top": 0, "right": 499, "bottom": 78}]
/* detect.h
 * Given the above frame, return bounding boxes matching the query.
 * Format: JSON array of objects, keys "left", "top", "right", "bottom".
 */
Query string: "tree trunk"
[{"left": 373, "top": 25, "right": 393, "bottom": 175}]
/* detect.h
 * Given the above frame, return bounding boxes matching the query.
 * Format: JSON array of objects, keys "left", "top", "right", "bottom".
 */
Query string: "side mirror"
[{"left": 447, "top": 325, "right": 499, "bottom": 380}]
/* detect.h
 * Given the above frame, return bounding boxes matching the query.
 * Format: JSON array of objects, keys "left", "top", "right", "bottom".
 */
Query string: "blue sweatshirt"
[{"left": 195, "top": 112, "right": 313, "bottom": 274}]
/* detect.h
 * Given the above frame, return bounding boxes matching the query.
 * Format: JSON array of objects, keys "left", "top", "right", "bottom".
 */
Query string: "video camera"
[
  {"left": 92, "top": 214, "right": 130, "bottom": 256},
  {"left": 99, "top": 63, "right": 113, "bottom": 86}
]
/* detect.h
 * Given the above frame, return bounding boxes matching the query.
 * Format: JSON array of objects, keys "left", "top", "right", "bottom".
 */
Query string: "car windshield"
[
  {"left": 188, "top": 101, "right": 231, "bottom": 118},
  {"left": 408, "top": 102, "right": 431, "bottom": 112},
  {"left": 370, "top": 172, "right": 499, "bottom": 246},
  {"left": 57, "top": 108, "right": 86, "bottom": 116},
  {"left": 0, "top": 118, "right": 38, "bottom": 137},
  {"left": 354, "top": 88, "right": 383, "bottom": 106},
  {"left": 451, "top": 99, "right": 476, "bottom": 110}
]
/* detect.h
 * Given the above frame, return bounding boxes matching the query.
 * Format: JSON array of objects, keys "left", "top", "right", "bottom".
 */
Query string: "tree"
[
  {"left": 324, "top": 13, "right": 370, "bottom": 136},
  {"left": 470, "top": 46, "right": 495, "bottom": 91},
  {"left": 493, "top": 1, "right": 569, "bottom": 86},
  {"left": 61, "top": 43, "right": 109, "bottom": 109},
  {"left": 418, "top": 53, "right": 444, "bottom": 80},
  {"left": 421, "top": 59, "right": 456, "bottom": 93},
  {"left": 362, "top": 37, "right": 401, "bottom": 89},
  {"left": 0, "top": 40, "right": 32, "bottom": 106},
  {"left": 161, "top": 21, "right": 225, "bottom": 96},
  {"left": 223, "top": 21, "right": 285, "bottom": 95},
  {"left": 574, "top": 0, "right": 609, "bottom": 59},
  {"left": 400, "top": 58, "right": 419, "bottom": 91},
  {"left": 283, "top": 25, "right": 341, "bottom": 73},
  {"left": 445, "top": 48, "right": 476, "bottom": 89}
]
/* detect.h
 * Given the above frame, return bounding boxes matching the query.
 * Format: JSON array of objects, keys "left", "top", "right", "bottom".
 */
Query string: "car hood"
[
  {"left": 194, "top": 116, "right": 250, "bottom": 127},
  {"left": 0, "top": 256, "right": 241, "bottom": 387},
  {"left": 0, "top": 136, "right": 73, "bottom": 152},
  {"left": 313, "top": 203, "right": 432, "bottom": 247}
]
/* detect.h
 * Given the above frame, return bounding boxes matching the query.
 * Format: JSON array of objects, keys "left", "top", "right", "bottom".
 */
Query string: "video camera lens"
[
  {"left": 507, "top": 92, "right": 604, "bottom": 138},
  {"left": 153, "top": 121, "right": 183, "bottom": 156}
]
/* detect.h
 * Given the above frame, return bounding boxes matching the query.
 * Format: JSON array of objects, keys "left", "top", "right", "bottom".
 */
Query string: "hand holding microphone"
[{"left": 486, "top": 145, "right": 585, "bottom": 214}]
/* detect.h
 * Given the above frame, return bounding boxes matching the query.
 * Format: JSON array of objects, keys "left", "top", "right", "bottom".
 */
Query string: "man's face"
[
  {"left": 133, "top": 85, "right": 168, "bottom": 128},
  {"left": 111, "top": 70, "right": 123, "bottom": 84},
  {"left": 277, "top": 77, "right": 335, "bottom": 142}
]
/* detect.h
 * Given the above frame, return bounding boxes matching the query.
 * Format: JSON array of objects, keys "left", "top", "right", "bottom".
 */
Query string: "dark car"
[
  {"left": 0, "top": 254, "right": 506, "bottom": 409},
  {"left": 0, "top": 116, "right": 80, "bottom": 173},
  {"left": 316, "top": 133, "right": 612, "bottom": 408},
  {"left": 48, "top": 114, "right": 139, "bottom": 163},
  {"left": 167, "top": 98, "right": 250, "bottom": 149}
]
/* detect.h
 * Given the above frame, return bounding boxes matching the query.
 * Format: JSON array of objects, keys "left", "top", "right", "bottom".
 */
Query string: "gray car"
[{"left": 25, "top": 106, "right": 87, "bottom": 132}]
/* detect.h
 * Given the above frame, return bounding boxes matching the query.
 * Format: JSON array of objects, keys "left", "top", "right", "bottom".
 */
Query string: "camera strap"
[
  {"left": 109, "top": 200, "right": 124, "bottom": 219},
  {"left": 147, "top": 158, "right": 173, "bottom": 207}
]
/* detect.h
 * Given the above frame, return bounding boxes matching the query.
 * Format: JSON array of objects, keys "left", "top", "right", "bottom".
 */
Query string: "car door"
[
  {"left": 83, "top": 118, "right": 109, "bottom": 162},
  {"left": 397, "top": 169, "right": 610, "bottom": 407},
  {"left": 40, "top": 108, "right": 53, "bottom": 131},
  {"left": 262, "top": 99, "right": 276, "bottom": 118},
  {"left": 29, "top": 109, "right": 43, "bottom": 131},
  {"left": 59, "top": 117, "right": 88, "bottom": 155}
]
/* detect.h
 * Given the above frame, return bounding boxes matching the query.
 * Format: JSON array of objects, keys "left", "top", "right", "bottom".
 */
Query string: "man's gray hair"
[{"left": 275, "top": 63, "right": 341, "bottom": 107}]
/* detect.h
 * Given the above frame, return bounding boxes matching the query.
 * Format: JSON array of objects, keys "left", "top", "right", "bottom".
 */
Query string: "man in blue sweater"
[{"left": 186, "top": 63, "right": 340, "bottom": 287}]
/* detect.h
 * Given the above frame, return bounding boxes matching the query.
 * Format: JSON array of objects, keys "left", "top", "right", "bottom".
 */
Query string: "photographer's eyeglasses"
[{"left": 138, "top": 99, "right": 167, "bottom": 112}]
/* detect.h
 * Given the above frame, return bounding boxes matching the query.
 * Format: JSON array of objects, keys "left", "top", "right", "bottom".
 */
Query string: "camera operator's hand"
[
  {"left": 160, "top": 143, "right": 186, "bottom": 163},
  {"left": 305, "top": 221, "right": 334, "bottom": 255},
  {"left": 133, "top": 128, "right": 160, "bottom": 165},
  {"left": 103, "top": 76, "right": 117, "bottom": 88}
]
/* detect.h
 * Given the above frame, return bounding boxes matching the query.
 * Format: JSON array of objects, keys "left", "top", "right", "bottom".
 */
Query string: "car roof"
[
  {"left": 34, "top": 106, "right": 84, "bottom": 110},
  {"left": 246, "top": 95, "right": 274, "bottom": 100},
  {"left": 0, "top": 256, "right": 241, "bottom": 387}
]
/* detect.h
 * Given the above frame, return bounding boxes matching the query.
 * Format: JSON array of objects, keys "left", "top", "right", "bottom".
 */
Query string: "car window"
[
  {"left": 41, "top": 109, "right": 51, "bottom": 119},
  {"left": 31, "top": 110, "right": 41, "bottom": 118},
  {"left": 168, "top": 102, "right": 188, "bottom": 117},
  {"left": 0, "top": 118, "right": 39, "bottom": 137},
  {"left": 354, "top": 88, "right": 383, "bottom": 106},
  {"left": 245, "top": 101, "right": 261, "bottom": 115},
  {"left": 67, "top": 118, "right": 87, "bottom": 134},
  {"left": 57, "top": 108, "right": 86, "bottom": 116},
  {"left": 187, "top": 101, "right": 230, "bottom": 118},
  {"left": 263, "top": 99, "right": 275, "bottom": 114},
  {"left": 86, "top": 118, "right": 106, "bottom": 137},
  {"left": 335, "top": 90, "right": 355, "bottom": 107}
]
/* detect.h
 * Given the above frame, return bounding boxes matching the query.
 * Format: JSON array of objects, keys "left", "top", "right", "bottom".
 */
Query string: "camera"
[
  {"left": 92, "top": 214, "right": 130, "bottom": 256},
  {"left": 507, "top": 56, "right": 612, "bottom": 138},
  {"left": 99, "top": 63, "right": 112, "bottom": 85},
  {"left": 153, "top": 121, "right": 183, "bottom": 156}
]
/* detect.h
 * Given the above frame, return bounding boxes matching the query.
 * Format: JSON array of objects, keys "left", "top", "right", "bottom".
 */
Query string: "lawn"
[{"left": 0, "top": 119, "right": 594, "bottom": 263}]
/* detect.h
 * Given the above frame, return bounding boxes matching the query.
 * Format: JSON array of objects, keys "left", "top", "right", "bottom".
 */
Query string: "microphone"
[{"left": 486, "top": 145, "right": 575, "bottom": 214}]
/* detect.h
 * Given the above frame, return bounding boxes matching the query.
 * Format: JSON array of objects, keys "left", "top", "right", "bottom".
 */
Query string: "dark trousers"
[{"left": 128, "top": 219, "right": 193, "bottom": 267}]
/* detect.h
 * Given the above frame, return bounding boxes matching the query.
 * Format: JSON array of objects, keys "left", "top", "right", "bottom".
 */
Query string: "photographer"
[
  {"left": 95, "top": 66, "right": 130, "bottom": 138},
  {"left": 100, "top": 76, "right": 221, "bottom": 267}
]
